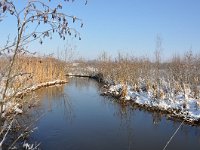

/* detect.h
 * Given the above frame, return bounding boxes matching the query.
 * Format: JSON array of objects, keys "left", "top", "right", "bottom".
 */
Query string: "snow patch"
[{"left": 107, "top": 83, "right": 200, "bottom": 122}]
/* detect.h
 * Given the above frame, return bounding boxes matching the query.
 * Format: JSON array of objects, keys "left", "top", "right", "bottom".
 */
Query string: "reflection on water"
[
  {"left": 35, "top": 84, "right": 74, "bottom": 122},
  {"left": 27, "top": 78, "right": 200, "bottom": 150}
]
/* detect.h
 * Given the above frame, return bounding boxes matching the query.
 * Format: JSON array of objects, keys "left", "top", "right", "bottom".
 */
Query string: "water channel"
[{"left": 28, "top": 78, "right": 200, "bottom": 150}]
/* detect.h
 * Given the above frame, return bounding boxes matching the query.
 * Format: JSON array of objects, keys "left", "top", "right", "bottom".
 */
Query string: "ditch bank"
[
  {"left": 100, "top": 83, "right": 200, "bottom": 126},
  {"left": 1, "top": 80, "right": 68, "bottom": 118},
  {"left": 67, "top": 72, "right": 200, "bottom": 125}
]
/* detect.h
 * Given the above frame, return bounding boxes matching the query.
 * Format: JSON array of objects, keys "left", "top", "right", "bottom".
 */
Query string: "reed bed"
[{"left": 95, "top": 51, "right": 200, "bottom": 101}]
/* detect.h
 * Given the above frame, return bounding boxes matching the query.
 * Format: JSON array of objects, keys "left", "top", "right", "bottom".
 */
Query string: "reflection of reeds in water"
[
  {"left": 99, "top": 96, "right": 135, "bottom": 150},
  {"left": 151, "top": 112, "right": 162, "bottom": 125},
  {"left": 36, "top": 85, "right": 65, "bottom": 101},
  {"left": 35, "top": 85, "right": 74, "bottom": 121},
  {"left": 113, "top": 103, "right": 135, "bottom": 150},
  {"left": 7, "top": 84, "right": 74, "bottom": 148}
]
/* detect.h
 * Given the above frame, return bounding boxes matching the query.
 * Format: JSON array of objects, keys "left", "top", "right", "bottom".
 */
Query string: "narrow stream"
[{"left": 28, "top": 78, "right": 200, "bottom": 150}]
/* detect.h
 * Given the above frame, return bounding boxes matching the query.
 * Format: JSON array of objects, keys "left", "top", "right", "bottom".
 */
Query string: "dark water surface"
[{"left": 29, "top": 78, "right": 200, "bottom": 150}]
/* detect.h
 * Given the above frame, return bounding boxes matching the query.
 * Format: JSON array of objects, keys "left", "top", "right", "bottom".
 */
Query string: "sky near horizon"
[{"left": 0, "top": 0, "right": 200, "bottom": 60}]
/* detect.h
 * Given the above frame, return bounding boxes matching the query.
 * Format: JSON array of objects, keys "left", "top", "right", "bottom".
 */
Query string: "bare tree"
[
  {"left": 0, "top": 0, "right": 86, "bottom": 148},
  {"left": 0, "top": 0, "right": 85, "bottom": 104}
]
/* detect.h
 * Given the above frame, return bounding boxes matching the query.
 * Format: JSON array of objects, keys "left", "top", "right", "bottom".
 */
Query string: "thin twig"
[
  {"left": 8, "top": 112, "right": 45, "bottom": 149},
  {"left": 163, "top": 121, "right": 184, "bottom": 150},
  {"left": 0, "top": 119, "right": 14, "bottom": 149}
]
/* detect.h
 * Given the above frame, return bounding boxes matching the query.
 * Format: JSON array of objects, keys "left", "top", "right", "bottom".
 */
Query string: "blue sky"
[{"left": 0, "top": 0, "right": 200, "bottom": 60}]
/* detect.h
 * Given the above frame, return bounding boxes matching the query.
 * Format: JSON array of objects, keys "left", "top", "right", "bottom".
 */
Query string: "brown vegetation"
[
  {"left": 15, "top": 55, "right": 66, "bottom": 84},
  {"left": 0, "top": 54, "right": 66, "bottom": 97},
  {"left": 95, "top": 51, "right": 200, "bottom": 101}
]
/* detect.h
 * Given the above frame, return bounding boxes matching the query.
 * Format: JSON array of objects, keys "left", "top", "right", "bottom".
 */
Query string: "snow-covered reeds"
[{"left": 95, "top": 51, "right": 200, "bottom": 123}]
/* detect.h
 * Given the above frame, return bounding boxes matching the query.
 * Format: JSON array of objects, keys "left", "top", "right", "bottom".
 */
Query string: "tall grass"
[
  {"left": 0, "top": 54, "right": 66, "bottom": 100},
  {"left": 15, "top": 55, "right": 66, "bottom": 84},
  {"left": 95, "top": 51, "right": 200, "bottom": 100}
]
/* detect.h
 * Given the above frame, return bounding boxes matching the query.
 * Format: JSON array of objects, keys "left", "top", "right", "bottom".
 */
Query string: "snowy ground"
[
  {"left": 106, "top": 84, "right": 200, "bottom": 123},
  {"left": 0, "top": 80, "right": 67, "bottom": 117}
]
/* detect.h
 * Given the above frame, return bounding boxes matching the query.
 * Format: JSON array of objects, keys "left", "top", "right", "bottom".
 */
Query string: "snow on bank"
[
  {"left": 15, "top": 80, "right": 68, "bottom": 98},
  {"left": 0, "top": 80, "right": 68, "bottom": 117},
  {"left": 107, "top": 84, "right": 200, "bottom": 123}
]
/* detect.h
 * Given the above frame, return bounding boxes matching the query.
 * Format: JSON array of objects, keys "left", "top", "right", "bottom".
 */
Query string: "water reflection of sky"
[{"left": 28, "top": 78, "right": 200, "bottom": 150}]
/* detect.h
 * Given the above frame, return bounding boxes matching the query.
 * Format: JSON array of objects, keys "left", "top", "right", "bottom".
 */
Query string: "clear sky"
[{"left": 0, "top": 0, "right": 200, "bottom": 60}]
